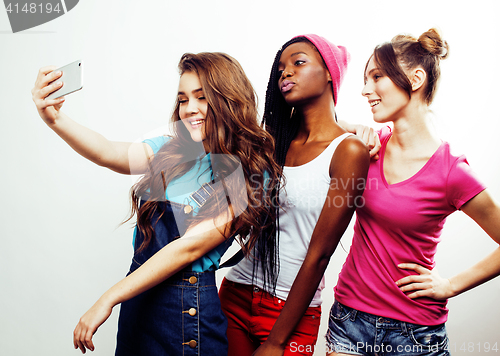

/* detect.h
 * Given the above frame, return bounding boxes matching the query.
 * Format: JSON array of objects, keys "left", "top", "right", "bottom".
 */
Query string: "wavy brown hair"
[{"left": 128, "top": 52, "right": 281, "bottom": 286}]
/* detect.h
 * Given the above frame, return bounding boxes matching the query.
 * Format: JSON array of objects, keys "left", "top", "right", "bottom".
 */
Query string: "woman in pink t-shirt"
[{"left": 327, "top": 28, "right": 500, "bottom": 356}]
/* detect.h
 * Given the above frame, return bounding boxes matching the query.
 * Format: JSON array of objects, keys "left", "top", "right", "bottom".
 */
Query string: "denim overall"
[{"left": 115, "top": 196, "right": 228, "bottom": 356}]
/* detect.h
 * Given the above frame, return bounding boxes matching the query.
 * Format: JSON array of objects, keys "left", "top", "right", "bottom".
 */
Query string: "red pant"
[{"left": 219, "top": 278, "right": 321, "bottom": 356}]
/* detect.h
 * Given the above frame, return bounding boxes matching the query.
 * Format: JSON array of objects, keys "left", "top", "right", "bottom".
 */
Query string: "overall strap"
[{"left": 188, "top": 182, "right": 244, "bottom": 268}]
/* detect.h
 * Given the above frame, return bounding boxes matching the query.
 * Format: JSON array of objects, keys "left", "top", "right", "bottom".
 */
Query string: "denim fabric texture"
[
  {"left": 115, "top": 200, "right": 228, "bottom": 356},
  {"left": 326, "top": 301, "right": 450, "bottom": 356}
]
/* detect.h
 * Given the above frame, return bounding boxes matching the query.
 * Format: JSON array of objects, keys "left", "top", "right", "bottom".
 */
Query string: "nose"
[
  {"left": 361, "top": 81, "right": 372, "bottom": 97},
  {"left": 186, "top": 98, "right": 199, "bottom": 115},
  {"left": 280, "top": 66, "right": 293, "bottom": 80}
]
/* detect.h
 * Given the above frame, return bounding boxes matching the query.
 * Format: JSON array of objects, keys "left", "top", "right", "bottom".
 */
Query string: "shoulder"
[
  {"left": 143, "top": 135, "right": 173, "bottom": 155},
  {"left": 334, "top": 135, "right": 370, "bottom": 161},
  {"left": 330, "top": 135, "right": 370, "bottom": 177},
  {"left": 441, "top": 142, "right": 486, "bottom": 208},
  {"left": 437, "top": 141, "right": 470, "bottom": 172}
]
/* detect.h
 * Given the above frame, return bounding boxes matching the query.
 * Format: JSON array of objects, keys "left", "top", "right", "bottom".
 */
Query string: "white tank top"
[{"left": 225, "top": 133, "right": 352, "bottom": 307}]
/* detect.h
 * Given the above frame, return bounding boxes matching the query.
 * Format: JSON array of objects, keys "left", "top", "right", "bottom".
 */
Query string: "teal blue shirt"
[{"left": 133, "top": 136, "right": 233, "bottom": 272}]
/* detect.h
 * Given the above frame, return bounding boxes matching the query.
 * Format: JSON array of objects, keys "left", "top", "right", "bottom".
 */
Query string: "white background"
[{"left": 1, "top": 1, "right": 499, "bottom": 355}]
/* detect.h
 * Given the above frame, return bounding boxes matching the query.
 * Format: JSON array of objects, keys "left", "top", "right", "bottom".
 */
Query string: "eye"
[
  {"left": 178, "top": 98, "right": 187, "bottom": 104},
  {"left": 294, "top": 60, "right": 305, "bottom": 66},
  {"left": 371, "top": 71, "right": 383, "bottom": 81},
  {"left": 277, "top": 69, "right": 284, "bottom": 76},
  {"left": 197, "top": 96, "right": 206, "bottom": 101}
]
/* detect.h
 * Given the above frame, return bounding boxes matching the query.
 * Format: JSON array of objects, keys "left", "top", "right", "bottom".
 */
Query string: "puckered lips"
[{"left": 280, "top": 80, "right": 295, "bottom": 93}]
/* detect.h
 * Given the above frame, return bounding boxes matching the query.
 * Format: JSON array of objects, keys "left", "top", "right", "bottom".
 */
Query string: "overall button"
[
  {"left": 189, "top": 276, "right": 198, "bottom": 284},
  {"left": 378, "top": 317, "right": 385, "bottom": 323},
  {"left": 188, "top": 308, "right": 197, "bottom": 316},
  {"left": 184, "top": 205, "right": 193, "bottom": 214},
  {"left": 188, "top": 340, "right": 197, "bottom": 348}
]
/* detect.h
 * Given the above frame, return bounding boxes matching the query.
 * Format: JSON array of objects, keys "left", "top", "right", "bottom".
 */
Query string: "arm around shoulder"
[
  {"left": 337, "top": 121, "right": 381, "bottom": 159},
  {"left": 330, "top": 135, "right": 370, "bottom": 180}
]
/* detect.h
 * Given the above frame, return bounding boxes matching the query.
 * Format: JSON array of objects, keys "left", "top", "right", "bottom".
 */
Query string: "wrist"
[
  {"left": 446, "top": 277, "right": 459, "bottom": 298},
  {"left": 98, "top": 288, "right": 121, "bottom": 309},
  {"left": 337, "top": 119, "right": 354, "bottom": 132},
  {"left": 265, "top": 332, "right": 287, "bottom": 349},
  {"left": 44, "top": 111, "right": 64, "bottom": 127}
]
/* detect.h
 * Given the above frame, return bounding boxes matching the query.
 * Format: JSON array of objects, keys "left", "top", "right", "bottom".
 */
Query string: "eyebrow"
[
  {"left": 290, "top": 51, "right": 308, "bottom": 57},
  {"left": 278, "top": 51, "right": 309, "bottom": 66},
  {"left": 177, "top": 88, "right": 203, "bottom": 95}
]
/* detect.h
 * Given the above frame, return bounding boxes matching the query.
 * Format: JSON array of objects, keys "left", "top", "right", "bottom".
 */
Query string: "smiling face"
[
  {"left": 362, "top": 56, "right": 410, "bottom": 123},
  {"left": 277, "top": 41, "right": 332, "bottom": 107},
  {"left": 178, "top": 71, "right": 208, "bottom": 142}
]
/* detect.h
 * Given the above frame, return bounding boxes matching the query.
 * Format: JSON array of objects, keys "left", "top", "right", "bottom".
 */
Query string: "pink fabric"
[
  {"left": 334, "top": 126, "right": 486, "bottom": 325},
  {"left": 294, "top": 34, "right": 350, "bottom": 105}
]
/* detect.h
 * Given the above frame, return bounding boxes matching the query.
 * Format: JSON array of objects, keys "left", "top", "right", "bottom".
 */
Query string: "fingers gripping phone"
[{"left": 46, "top": 60, "right": 83, "bottom": 100}]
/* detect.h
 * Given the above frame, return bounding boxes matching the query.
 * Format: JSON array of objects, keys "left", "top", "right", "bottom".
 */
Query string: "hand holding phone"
[{"left": 46, "top": 60, "right": 83, "bottom": 100}]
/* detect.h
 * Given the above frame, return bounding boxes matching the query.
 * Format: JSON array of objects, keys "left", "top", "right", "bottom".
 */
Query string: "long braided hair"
[
  {"left": 263, "top": 37, "right": 311, "bottom": 167},
  {"left": 256, "top": 36, "right": 339, "bottom": 291},
  {"left": 247, "top": 37, "right": 321, "bottom": 292}
]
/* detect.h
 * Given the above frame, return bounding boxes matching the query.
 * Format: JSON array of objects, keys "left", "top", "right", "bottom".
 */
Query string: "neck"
[
  {"left": 295, "top": 93, "right": 340, "bottom": 142},
  {"left": 390, "top": 100, "right": 439, "bottom": 150}
]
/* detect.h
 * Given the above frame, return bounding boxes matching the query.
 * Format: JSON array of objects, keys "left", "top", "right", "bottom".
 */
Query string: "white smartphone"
[{"left": 46, "top": 60, "right": 83, "bottom": 100}]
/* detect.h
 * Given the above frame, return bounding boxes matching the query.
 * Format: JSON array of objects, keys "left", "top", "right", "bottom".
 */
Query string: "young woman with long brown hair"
[{"left": 31, "top": 52, "right": 281, "bottom": 356}]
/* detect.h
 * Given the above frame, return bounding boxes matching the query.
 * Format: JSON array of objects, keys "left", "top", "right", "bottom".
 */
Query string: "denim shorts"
[{"left": 326, "top": 301, "right": 450, "bottom": 356}]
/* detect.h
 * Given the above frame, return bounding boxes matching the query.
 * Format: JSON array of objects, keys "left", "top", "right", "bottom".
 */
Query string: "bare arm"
[
  {"left": 397, "top": 189, "right": 500, "bottom": 300},
  {"left": 73, "top": 214, "right": 231, "bottom": 353},
  {"left": 32, "top": 66, "right": 153, "bottom": 174},
  {"left": 253, "top": 136, "right": 370, "bottom": 355}
]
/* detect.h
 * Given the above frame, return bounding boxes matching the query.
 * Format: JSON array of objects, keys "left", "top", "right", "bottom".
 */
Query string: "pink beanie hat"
[{"left": 294, "top": 34, "right": 350, "bottom": 105}]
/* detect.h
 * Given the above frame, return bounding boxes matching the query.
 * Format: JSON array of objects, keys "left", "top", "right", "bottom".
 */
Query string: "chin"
[
  {"left": 373, "top": 116, "right": 385, "bottom": 124},
  {"left": 372, "top": 113, "right": 391, "bottom": 124},
  {"left": 190, "top": 132, "right": 205, "bottom": 142},
  {"left": 283, "top": 96, "right": 302, "bottom": 107}
]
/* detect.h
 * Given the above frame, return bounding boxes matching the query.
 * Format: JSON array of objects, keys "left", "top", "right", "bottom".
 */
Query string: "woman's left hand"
[
  {"left": 337, "top": 120, "right": 381, "bottom": 159},
  {"left": 73, "top": 298, "right": 113, "bottom": 353},
  {"left": 252, "top": 342, "right": 285, "bottom": 356},
  {"left": 351, "top": 124, "right": 381, "bottom": 160},
  {"left": 396, "top": 263, "right": 453, "bottom": 300}
]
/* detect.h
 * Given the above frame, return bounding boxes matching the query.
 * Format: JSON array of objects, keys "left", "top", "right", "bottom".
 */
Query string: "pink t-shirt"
[{"left": 334, "top": 126, "right": 486, "bottom": 325}]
